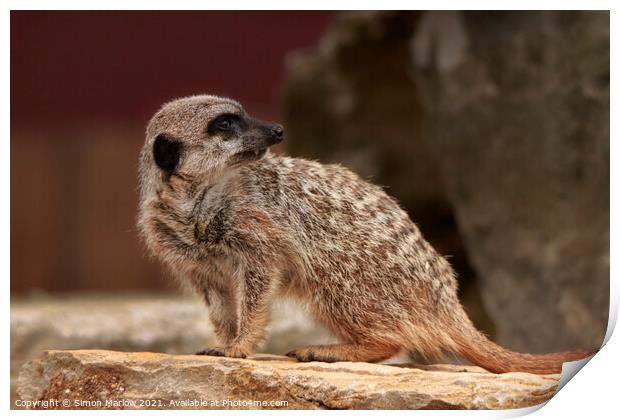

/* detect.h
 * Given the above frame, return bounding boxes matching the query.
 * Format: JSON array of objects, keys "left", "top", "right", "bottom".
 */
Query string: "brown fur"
[{"left": 137, "top": 94, "right": 594, "bottom": 374}]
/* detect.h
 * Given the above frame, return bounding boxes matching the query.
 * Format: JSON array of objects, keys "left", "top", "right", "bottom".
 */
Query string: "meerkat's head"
[{"left": 139, "top": 94, "right": 284, "bottom": 198}]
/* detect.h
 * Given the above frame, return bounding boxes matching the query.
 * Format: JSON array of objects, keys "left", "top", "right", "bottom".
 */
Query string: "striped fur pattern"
[{"left": 137, "top": 95, "right": 593, "bottom": 373}]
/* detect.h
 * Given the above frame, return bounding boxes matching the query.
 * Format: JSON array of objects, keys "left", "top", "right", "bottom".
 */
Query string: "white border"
[{"left": 4, "top": 2, "right": 616, "bottom": 419}]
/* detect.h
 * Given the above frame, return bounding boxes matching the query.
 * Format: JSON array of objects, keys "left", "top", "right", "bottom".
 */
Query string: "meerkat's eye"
[
  {"left": 207, "top": 114, "right": 241, "bottom": 135},
  {"left": 216, "top": 118, "right": 231, "bottom": 130}
]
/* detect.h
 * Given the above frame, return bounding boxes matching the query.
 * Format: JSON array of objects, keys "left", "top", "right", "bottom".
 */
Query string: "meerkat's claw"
[
  {"left": 195, "top": 346, "right": 247, "bottom": 358},
  {"left": 195, "top": 348, "right": 222, "bottom": 356}
]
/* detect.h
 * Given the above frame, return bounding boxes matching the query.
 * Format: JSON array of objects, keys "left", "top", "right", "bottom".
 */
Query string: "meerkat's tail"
[{"left": 446, "top": 306, "right": 596, "bottom": 374}]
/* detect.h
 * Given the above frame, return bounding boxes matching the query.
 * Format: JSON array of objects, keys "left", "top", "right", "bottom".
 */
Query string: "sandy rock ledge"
[{"left": 18, "top": 350, "right": 559, "bottom": 410}]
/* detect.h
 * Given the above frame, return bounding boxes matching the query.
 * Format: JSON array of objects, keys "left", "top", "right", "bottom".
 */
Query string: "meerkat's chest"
[
  {"left": 140, "top": 199, "right": 201, "bottom": 266},
  {"left": 142, "top": 190, "right": 240, "bottom": 272}
]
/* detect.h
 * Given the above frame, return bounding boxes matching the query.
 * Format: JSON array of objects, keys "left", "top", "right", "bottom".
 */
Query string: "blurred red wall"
[
  {"left": 11, "top": 11, "right": 335, "bottom": 293},
  {"left": 11, "top": 11, "right": 334, "bottom": 123}
]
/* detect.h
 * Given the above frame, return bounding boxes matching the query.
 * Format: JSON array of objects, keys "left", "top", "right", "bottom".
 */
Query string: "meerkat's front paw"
[{"left": 195, "top": 346, "right": 247, "bottom": 358}]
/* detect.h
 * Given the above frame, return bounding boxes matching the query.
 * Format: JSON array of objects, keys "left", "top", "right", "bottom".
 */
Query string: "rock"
[
  {"left": 18, "top": 350, "right": 559, "bottom": 409},
  {"left": 10, "top": 294, "right": 334, "bottom": 405},
  {"left": 412, "top": 11, "right": 609, "bottom": 353}
]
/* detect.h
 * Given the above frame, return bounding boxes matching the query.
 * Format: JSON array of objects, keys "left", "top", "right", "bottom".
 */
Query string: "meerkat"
[{"left": 137, "top": 94, "right": 594, "bottom": 374}]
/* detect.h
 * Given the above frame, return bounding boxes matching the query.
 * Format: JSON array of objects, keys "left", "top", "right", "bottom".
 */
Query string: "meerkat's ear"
[{"left": 153, "top": 134, "right": 182, "bottom": 172}]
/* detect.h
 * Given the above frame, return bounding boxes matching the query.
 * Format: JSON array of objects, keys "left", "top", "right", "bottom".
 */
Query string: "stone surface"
[
  {"left": 10, "top": 294, "right": 334, "bottom": 404},
  {"left": 18, "top": 350, "right": 559, "bottom": 410},
  {"left": 412, "top": 11, "right": 609, "bottom": 353}
]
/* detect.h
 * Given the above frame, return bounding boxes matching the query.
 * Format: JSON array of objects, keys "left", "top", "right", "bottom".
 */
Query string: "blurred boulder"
[
  {"left": 282, "top": 10, "right": 609, "bottom": 354},
  {"left": 11, "top": 294, "right": 334, "bottom": 404},
  {"left": 282, "top": 11, "right": 495, "bottom": 335},
  {"left": 412, "top": 11, "right": 609, "bottom": 352},
  {"left": 18, "top": 350, "right": 559, "bottom": 409}
]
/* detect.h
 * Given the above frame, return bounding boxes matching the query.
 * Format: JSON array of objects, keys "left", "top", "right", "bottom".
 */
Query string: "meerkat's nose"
[{"left": 271, "top": 125, "right": 284, "bottom": 143}]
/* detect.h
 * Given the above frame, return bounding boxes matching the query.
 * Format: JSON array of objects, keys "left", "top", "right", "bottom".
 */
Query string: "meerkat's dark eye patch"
[
  {"left": 153, "top": 134, "right": 182, "bottom": 172},
  {"left": 207, "top": 114, "right": 245, "bottom": 136}
]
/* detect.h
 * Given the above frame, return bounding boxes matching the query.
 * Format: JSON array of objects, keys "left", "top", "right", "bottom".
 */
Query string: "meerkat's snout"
[
  {"left": 270, "top": 124, "right": 284, "bottom": 143},
  {"left": 231, "top": 118, "right": 284, "bottom": 164},
  {"left": 246, "top": 119, "right": 284, "bottom": 146}
]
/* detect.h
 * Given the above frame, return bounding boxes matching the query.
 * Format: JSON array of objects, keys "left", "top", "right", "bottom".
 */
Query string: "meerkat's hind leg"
[{"left": 286, "top": 342, "right": 401, "bottom": 363}]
